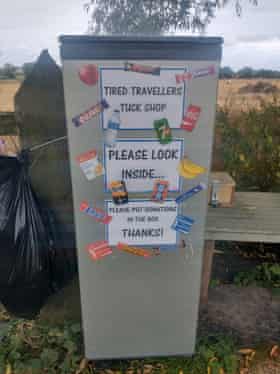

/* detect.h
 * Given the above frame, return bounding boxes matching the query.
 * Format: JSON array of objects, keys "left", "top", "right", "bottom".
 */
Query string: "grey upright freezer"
[{"left": 60, "top": 35, "right": 223, "bottom": 359}]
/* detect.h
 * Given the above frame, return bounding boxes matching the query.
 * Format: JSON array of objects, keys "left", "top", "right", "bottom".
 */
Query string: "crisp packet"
[
  {"left": 181, "top": 105, "right": 201, "bottom": 132},
  {"left": 76, "top": 149, "right": 104, "bottom": 180}
]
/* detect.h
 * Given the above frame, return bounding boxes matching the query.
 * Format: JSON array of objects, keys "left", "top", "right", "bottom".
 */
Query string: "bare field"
[
  {"left": 0, "top": 79, "right": 280, "bottom": 114},
  {"left": 0, "top": 80, "right": 21, "bottom": 112},
  {"left": 218, "top": 78, "right": 280, "bottom": 110}
]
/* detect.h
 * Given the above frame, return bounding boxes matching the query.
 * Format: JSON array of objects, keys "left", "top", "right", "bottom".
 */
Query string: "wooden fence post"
[{"left": 200, "top": 240, "right": 215, "bottom": 307}]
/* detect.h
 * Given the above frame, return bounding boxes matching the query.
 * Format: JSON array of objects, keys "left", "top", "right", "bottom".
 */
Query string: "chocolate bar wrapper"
[
  {"left": 171, "top": 222, "right": 190, "bottom": 234},
  {"left": 175, "top": 183, "right": 206, "bottom": 204},
  {"left": 193, "top": 65, "right": 215, "bottom": 79},
  {"left": 176, "top": 215, "right": 195, "bottom": 225},
  {"left": 72, "top": 99, "right": 109, "bottom": 127},
  {"left": 175, "top": 65, "right": 215, "bottom": 84},
  {"left": 124, "top": 62, "right": 160, "bottom": 76},
  {"left": 110, "top": 180, "right": 128, "bottom": 205},
  {"left": 171, "top": 214, "right": 195, "bottom": 234},
  {"left": 87, "top": 241, "right": 112, "bottom": 261},
  {"left": 175, "top": 72, "right": 192, "bottom": 84},
  {"left": 80, "top": 201, "right": 112, "bottom": 224},
  {"left": 117, "top": 242, "right": 153, "bottom": 257},
  {"left": 154, "top": 118, "right": 172, "bottom": 145}
]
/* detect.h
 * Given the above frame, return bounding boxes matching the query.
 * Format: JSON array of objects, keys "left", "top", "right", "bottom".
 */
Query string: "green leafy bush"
[
  {"left": 0, "top": 320, "right": 85, "bottom": 374},
  {"left": 216, "top": 97, "right": 280, "bottom": 191},
  {"left": 196, "top": 335, "right": 239, "bottom": 374},
  {"left": 234, "top": 263, "right": 280, "bottom": 289},
  {"left": 0, "top": 317, "right": 240, "bottom": 374}
]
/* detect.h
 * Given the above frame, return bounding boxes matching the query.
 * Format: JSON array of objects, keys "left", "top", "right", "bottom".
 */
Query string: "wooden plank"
[
  {"left": 205, "top": 192, "right": 280, "bottom": 243},
  {"left": 44, "top": 192, "right": 280, "bottom": 244},
  {"left": 200, "top": 240, "right": 215, "bottom": 306}
]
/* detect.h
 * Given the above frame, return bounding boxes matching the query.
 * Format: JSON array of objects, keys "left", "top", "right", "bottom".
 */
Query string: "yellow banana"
[
  {"left": 177, "top": 162, "right": 198, "bottom": 179},
  {"left": 182, "top": 158, "right": 206, "bottom": 175}
]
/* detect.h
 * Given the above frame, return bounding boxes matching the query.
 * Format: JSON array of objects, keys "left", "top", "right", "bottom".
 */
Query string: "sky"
[{"left": 0, "top": 0, "right": 280, "bottom": 70}]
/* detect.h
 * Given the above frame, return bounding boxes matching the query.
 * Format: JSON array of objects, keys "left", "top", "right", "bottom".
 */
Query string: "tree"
[
  {"left": 220, "top": 66, "right": 235, "bottom": 79},
  {"left": 85, "top": 0, "right": 258, "bottom": 34},
  {"left": 0, "top": 63, "right": 17, "bottom": 79},
  {"left": 237, "top": 66, "right": 254, "bottom": 78},
  {"left": 22, "top": 62, "right": 35, "bottom": 77}
]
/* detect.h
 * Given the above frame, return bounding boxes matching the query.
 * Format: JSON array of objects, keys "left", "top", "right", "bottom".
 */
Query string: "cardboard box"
[{"left": 208, "top": 172, "right": 236, "bottom": 207}]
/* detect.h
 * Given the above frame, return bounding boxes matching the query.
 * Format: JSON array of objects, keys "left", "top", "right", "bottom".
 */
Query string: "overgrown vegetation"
[
  {"left": 0, "top": 316, "right": 242, "bottom": 374},
  {"left": 216, "top": 96, "right": 280, "bottom": 191},
  {"left": 234, "top": 263, "right": 280, "bottom": 289},
  {"left": 0, "top": 320, "right": 83, "bottom": 374}
]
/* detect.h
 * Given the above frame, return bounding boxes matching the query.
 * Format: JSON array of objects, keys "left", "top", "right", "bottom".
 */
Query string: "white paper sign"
[
  {"left": 106, "top": 200, "right": 178, "bottom": 246},
  {"left": 100, "top": 67, "right": 186, "bottom": 129},
  {"left": 104, "top": 138, "right": 183, "bottom": 192}
]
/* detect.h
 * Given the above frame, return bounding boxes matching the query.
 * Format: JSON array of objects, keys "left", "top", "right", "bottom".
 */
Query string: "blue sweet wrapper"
[
  {"left": 175, "top": 183, "right": 206, "bottom": 204},
  {"left": 171, "top": 214, "right": 195, "bottom": 234}
]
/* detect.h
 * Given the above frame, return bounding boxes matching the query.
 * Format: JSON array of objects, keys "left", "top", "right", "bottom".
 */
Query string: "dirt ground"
[{"left": 0, "top": 79, "right": 20, "bottom": 112}]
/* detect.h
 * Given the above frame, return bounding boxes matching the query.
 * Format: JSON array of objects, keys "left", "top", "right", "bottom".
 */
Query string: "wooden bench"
[{"left": 201, "top": 192, "right": 280, "bottom": 304}]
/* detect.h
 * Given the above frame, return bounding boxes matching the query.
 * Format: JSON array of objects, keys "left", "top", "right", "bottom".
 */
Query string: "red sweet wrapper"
[
  {"left": 175, "top": 72, "right": 192, "bottom": 84},
  {"left": 181, "top": 105, "right": 201, "bottom": 132},
  {"left": 175, "top": 65, "right": 215, "bottom": 84},
  {"left": 80, "top": 201, "right": 112, "bottom": 224},
  {"left": 193, "top": 65, "right": 215, "bottom": 78},
  {"left": 76, "top": 150, "right": 97, "bottom": 164},
  {"left": 87, "top": 241, "right": 112, "bottom": 261}
]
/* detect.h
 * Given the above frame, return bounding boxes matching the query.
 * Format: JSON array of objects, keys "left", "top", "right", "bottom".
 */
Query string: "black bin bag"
[{"left": 0, "top": 151, "right": 75, "bottom": 318}]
